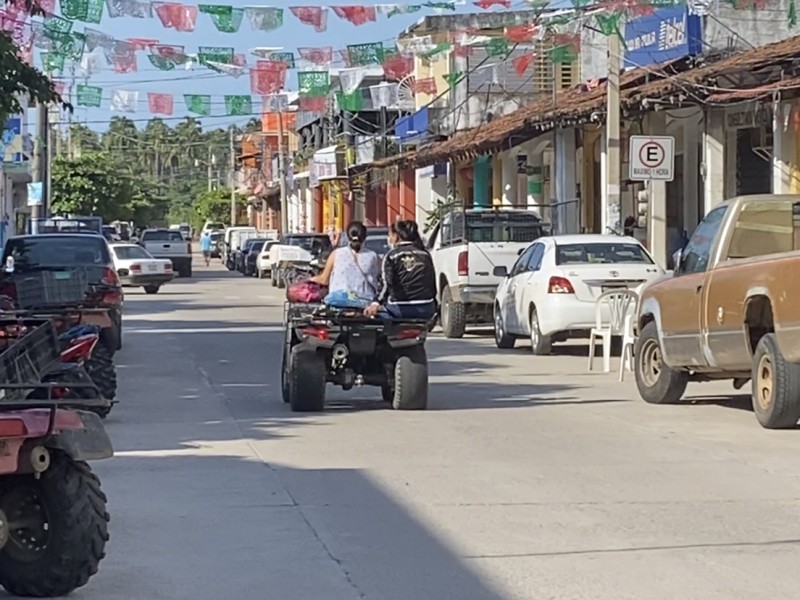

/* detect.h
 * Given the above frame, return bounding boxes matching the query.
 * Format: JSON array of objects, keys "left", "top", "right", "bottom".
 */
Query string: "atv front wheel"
[
  {"left": 85, "top": 345, "right": 117, "bottom": 402},
  {"left": 0, "top": 453, "right": 109, "bottom": 597}
]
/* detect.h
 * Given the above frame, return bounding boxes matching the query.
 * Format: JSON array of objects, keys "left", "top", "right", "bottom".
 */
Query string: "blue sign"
[
  {"left": 396, "top": 107, "right": 429, "bottom": 145},
  {"left": 624, "top": 7, "right": 702, "bottom": 69},
  {"left": 27, "top": 182, "right": 43, "bottom": 206}
]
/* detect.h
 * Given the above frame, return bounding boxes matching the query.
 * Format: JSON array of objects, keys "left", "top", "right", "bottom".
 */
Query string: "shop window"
[{"left": 726, "top": 200, "right": 800, "bottom": 260}]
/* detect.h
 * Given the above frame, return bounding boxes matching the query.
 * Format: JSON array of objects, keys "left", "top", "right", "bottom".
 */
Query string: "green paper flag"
[
  {"left": 269, "top": 52, "right": 295, "bottom": 68},
  {"left": 77, "top": 84, "right": 102, "bottom": 107},
  {"left": 53, "top": 32, "right": 86, "bottom": 61},
  {"left": 185, "top": 94, "right": 212, "bottom": 116},
  {"left": 595, "top": 11, "right": 621, "bottom": 36},
  {"left": 298, "top": 71, "right": 330, "bottom": 98},
  {"left": 347, "top": 42, "right": 384, "bottom": 66},
  {"left": 44, "top": 15, "right": 73, "bottom": 38},
  {"left": 424, "top": 1, "right": 456, "bottom": 10},
  {"left": 198, "top": 46, "right": 234, "bottom": 65},
  {"left": 224, "top": 95, "right": 252, "bottom": 116},
  {"left": 421, "top": 42, "right": 452, "bottom": 60},
  {"left": 386, "top": 4, "right": 421, "bottom": 17},
  {"left": 199, "top": 5, "right": 244, "bottom": 33},
  {"left": 444, "top": 71, "right": 465, "bottom": 87},
  {"left": 61, "top": 0, "right": 104, "bottom": 22},
  {"left": 790, "top": 0, "right": 797, "bottom": 27},
  {"left": 148, "top": 55, "right": 176, "bottom": 70},
  {"left": 486, "top": 38, "right": 510, "bottom": 58},
  {"left": 549, "top": 44, "right": 577, "bottom": 64},
  {"left": 336, "top": 90, "right": 363, "bottom": 111},
  {"left": 41, "top": 52, "right": 65, "bottom": 73}
]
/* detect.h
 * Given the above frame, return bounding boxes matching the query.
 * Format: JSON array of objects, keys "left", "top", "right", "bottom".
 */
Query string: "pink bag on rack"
[{"left": 286, "top": 280, "right": 324, "bottom": 303}]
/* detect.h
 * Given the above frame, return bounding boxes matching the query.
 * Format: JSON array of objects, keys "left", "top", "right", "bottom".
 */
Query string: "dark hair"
[
  {"left": 392, "top": 220, "right": 424, "bottom": 249},
  {"left": 346, "top": 221, "right": 367, "bottom": 251}
]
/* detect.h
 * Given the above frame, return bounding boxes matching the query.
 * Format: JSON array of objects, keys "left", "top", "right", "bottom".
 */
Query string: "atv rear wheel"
[
  {"left": 392, "top": 346, "right": 428, "bottom": 410},
  {"left": 85, "top": 345, "right": 117, "bottom": 402},
  {"left": 288, "top": 346, "right": 326, "bottom": 412},
  {"left": 0, "top": 453, "right": 109, "bottom": 597}
]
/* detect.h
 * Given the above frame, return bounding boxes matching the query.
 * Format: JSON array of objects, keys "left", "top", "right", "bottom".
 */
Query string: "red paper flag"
[
  {"left": 250, "top": 60, "right": 287, "bottom": 95},
  {"left": 289, "top": 6, "right": 327, "bottom": 32},
  {"left": 127, "top": 38, "right": 159, "bottom": 51},
  {"left": 339, "top": 49, "right": 351, "bottom": 67},
  {"left": 512, "top": 54, "right": 534, "bottom": 76},
  {"left": 299, "top": 97, "right": 326, "bottom": 112},
  {"left": 298, "top": 47, "right": 333, "bottom": 65},
  {"left": 382, "top": 54, "right": 413, "bottom": 81},
  {"left": 331, "top": 5, "right": 376, "bottom": 26},
  {"left": 153, "top": 3, "right": 198, "bottom": 32},
  {"left": 504, "top": 24, "right": 541, "bottom": 44},
  {"left": 152, "top": 44, "right": 185, "bottom": 59},
  {"left": 148, "top": 93, "right": 174, "bottom": 115},
  {"left": 474, "top": 0, "right": 510, "bottom": 8},
  {"left": 411, "top": 77, "right": 437, "bottom": 95},
  {"left": 53, "top": 81, "right": 66, "bottom": 96},
  {"left": 552, "top": 33, "right": 580, "bottom": 51}
]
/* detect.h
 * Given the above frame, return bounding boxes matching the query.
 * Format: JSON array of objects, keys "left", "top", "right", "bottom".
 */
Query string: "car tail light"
[
  {"left": 130, "top": 264, "right": 142, "bottom": 273},
  {"left": 394, "top": 326, "right": 424, "bottom": 341},
  {"left": 302, "top": 325, "right": 329, "bottom": 341},
  {"left": 457, "top": 250, "right": 468, "bottom": 276},
  {"left": 548, "top": 276, "right": 575, "bottom": 294},
  {"left": 101, "top": 267, "right": 120, "bottom": 286},
  {"left": 164, "top": 262, "right": 173, "bottom": 272},
  {"left": 187, "top": 242, "right": 192, "bottom": 254},
  {"left": 0, "top": 418, "right": 26, "bottom": 437},
  {"left": 60, "top": 336, "right": 98, "bottom": 362},
  {"left": 0, "top": 282, "right": 16, "bottom": 299}
]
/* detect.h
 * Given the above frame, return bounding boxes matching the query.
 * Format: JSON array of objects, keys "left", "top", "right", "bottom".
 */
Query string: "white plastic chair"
[
  {"left": 619, "top": 284, "right": 646, "bottom": 381},
  {"left": 588, "top": 289, "right": 639, "bottom": 374}
]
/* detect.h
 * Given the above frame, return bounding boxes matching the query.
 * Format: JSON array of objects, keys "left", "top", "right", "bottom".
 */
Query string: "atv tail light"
[
  {"left": 101, "top": 267, "right": 120, "bottom": 286},
  {"left": 52, "top": 387, "right": 68, "bottom": 400},
  {"left": 394, "top": 326, "right": 424, "bottom": 341},
  {"left": 457, "top": 250, "right": 468, "bottom": 277},
  {"left": 302, "top": 325, "right": 329, "bottom": 341},
  {"left": 0, "top": 282, "right": 16, "bottom": 299},
  {"left": 60, "top": 336, "right": 98, "bottom": 362},
  {"left": 0, "top": 418, "right": 26, "bottom": 437},
  {"left": 548, "top": 276, "right": 575, "bottom": 294}
]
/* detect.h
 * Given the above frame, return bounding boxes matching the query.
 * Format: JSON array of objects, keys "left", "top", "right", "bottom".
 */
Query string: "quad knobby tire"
[
  {"left": 440, "top": 285, "right": 466, "bottom": 339},
  {"left": 60, "top": 370, "right": 112, "bottom": 420},
  {"left": 391, "top": 346, "right": 428, "bottom": 410},
  {"left": 0, "top": 453, "right": 109, "bottom": 597},
  {"left": 751, "top": 333, "right": 800, "bottom": 429},
  {"left": 85, "top": 345, "right": 117, "bottom": 406},
  {"left": 634, "top": 321, "right": 688, "bottom": 405},
  {"left": 288, "top": 346, "right": 326, "bottom": 412},
  {"left": 143, "top": 285, "right": 160, "bottom": 294}
]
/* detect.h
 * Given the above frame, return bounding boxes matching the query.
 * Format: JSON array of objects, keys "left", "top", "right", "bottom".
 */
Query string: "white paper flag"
[
  {"left": 79, "top": 49, "right": 105, "bottom": 77},
  {"left": 369, "top": 83, "right": 399, "bottom": 108},
  {"left": 262, "top": 94, "right": 289, "bottom": 112},
  {"left": 250, "top": 46, "right": 283, "bottom": 58},
  {"left": 397, "top": 36, "right": 436, "bottom": 55},
  {"left": 339, "top": 67, "right": 367, "bottom": 94},
  {"left": 110, "top": 90, "right": 139, "bottom": 112},
  {"left": 207, "top": 61, "right": 246, "bottom": 78}
]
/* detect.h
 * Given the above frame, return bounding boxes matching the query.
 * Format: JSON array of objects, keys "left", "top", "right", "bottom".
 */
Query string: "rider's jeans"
[{"left": 385, "top": 300, "right": 436, "bottom": 319}]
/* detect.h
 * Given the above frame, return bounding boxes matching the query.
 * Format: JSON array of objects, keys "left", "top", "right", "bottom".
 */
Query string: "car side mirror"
[
  {"left": 517, "top": 247, "right": 525, "bottom": 255},
  {"left": 493, "top": 265, "right": 508, "bottom": 278},
  {"left": 672, "top": 248, "right": 683, "bottom": 274}
]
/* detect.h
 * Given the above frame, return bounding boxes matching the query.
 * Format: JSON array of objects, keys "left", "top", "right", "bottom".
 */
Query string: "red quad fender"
[{"left": 0, "top": 409, "right": 113, "bottom": 475}]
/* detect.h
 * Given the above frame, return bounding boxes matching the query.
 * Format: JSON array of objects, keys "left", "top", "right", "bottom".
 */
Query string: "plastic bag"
[
  {"left": 286, "top": 280, "right": 324, "bottom": 303},
  {"left": 324, "top": 289, "right": 370, "bottom": 309}
]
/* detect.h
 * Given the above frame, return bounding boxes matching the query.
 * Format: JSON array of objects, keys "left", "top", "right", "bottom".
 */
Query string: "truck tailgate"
[
  {"left": 145, "top": 242, "right": 187, "bottom": 257},
  {"left": 468, "top": 242, "right": 529, "bottom": 287}
]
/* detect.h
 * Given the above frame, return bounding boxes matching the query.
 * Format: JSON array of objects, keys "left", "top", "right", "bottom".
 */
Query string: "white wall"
[{"left": 415, "top": 169, "right": 447, "bottom": 224}]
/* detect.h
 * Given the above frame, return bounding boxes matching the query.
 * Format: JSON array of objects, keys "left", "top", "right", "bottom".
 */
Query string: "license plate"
[
  {"left": 283, "top": 251, "right": 301, "bottom": 261},
  {"left": 147, "top": 264, "right": 158, "bottom": 273},
  {"left": 601, "top": 285, "right": 627, "bottom": 293},
  {"left": 54, "top": 272, "right": 71, "bottom": 280}
]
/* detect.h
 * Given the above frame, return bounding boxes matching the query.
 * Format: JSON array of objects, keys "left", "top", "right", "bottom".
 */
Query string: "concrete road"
[{"left": 70, "top": 260, "right": 800, "bottom": 600}]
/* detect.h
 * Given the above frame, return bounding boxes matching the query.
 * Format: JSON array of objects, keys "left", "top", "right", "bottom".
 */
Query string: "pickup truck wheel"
[
  {"left": 143, "top": 285, "right": 159, "bottom": 295},
  {"left": 288, "top": 346, "right": 325, "bottom": 412},
  {"left": 634, "top": 321, "right": 687, "bottom": 404},
  {"left": 493, "top": 305, "right": 515, "bottom": 349},
  {"left": 392, "top": 346, "right": 428, "bottom": 410},
  {"left": 277, "top": 269, "right": 286, "bottom": 289},
  {"left": 751, "top": 334, "right": 800, "bottom": 429},
  {"left": 440, "top": 286, "right": 466, "bottom": 339},
  {"left": 271, "top": 269, "right": 277, "bottom": 287},
  {"left": 529, "top": 308, "right": 551, "bottom": 355}
]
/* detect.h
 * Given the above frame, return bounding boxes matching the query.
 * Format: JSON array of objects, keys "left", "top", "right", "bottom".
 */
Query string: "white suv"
[{"left": 256, "top": 240, "right": 279, "bottom": 279}]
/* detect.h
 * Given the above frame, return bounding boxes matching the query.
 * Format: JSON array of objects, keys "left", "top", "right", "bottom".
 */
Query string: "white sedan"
[
  {"left": 256, "top": 240, "right": 279, "bottom": 279},
  {"left": 110, "top": 243, "right": 174, "bottom": 294},
  {"left": 493, "top": 234, "right": 664, "bottom": 354}
]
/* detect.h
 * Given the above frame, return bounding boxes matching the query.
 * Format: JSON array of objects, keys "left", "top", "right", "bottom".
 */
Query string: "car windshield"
[
  {"left": 365, "top": 237, "right": 390, "bottom": 256},
  {"left": 206, "top": 223, "right": 224, "bottom": 230},
  {"left": 4, "top": 236, "right": 111, "bottom": 270},
  {"left": 142, "top": 230, "right": 183, "bottom": 242},
  {"left": 114, "top": 245, "right": 152, "bottom": 260},
  {"left": 248, "top": 240, "right": 266, "bottom": 253},
  {"left": 210, "top": 232, "right": 221, "bottom": 241},
  {"left": 555, "top": 243, "right": 654, "bottom": 265},
  {"left": 284, "top": 236, "right": 332, "bottom": 252},
  {"left": 465, "top": 213, "right": 545, "bottom": 243}
]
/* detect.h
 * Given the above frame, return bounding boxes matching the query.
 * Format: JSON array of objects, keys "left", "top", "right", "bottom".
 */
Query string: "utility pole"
[
  {"left": 207, "top": 145, "right": 213, "bottom": 192},
  {"left": 229, "top": 128, "right": 236, "bottom": 226},
  {"left": 277, "top": 112, "right": 288, "bottom": 234},
  {"left": 30, "top": 102, "right": 49, "bottom": 232},
  {"left": 603, "top": 31, "right": 622, "bottom": 234}
]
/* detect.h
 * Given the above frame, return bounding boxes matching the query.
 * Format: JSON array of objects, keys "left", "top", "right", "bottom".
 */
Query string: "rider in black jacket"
[{"left": 364, "top": 220, "right": 437, "bottom": 319}]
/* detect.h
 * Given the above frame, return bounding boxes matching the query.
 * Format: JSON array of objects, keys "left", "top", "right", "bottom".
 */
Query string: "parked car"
[
  {"left": 237, "top": 238, "right": 269, "bottom": 275},
  {"left": 256, "top": 240, "right": 279, "bottom": 279},
  {"left": 235, "top": 238, "right": 266, "bottom": 273},
  {"left": 209, "top": 231, "right": 223, "bottom": 258},
  {"left": 364, "top": 235, "right": 390, "bottom": 259},
  {"left": 493, "top": 234, "right": 663, "bottom": 354},
  {"left": 139, "top": 228, "right": 192, "bottom": 277},
  {"left": 223, "top": 227, "right": 257, "bottom": 269},
  {"left": 203, "top": 221, "right": 225, "bottom": 234},
  {"left": 635, "top": 194, "right": 800, "bottom": 429},
  {"left": 427, "top": 207, "right": 547, "bottom": 338},
  {"left": 110, "top": 242, "right": 174, "bottom": 294}
]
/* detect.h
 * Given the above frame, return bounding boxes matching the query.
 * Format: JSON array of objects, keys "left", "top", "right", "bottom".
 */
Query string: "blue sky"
[{"left": 37, "top": 1, "right": 439, "bottom": 131}]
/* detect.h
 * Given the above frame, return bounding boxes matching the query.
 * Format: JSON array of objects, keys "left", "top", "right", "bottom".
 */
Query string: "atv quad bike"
[
  {"left": 0, "top": 320, "right": 112, "bottom": 597},
  {"left": 281, "top": 303, "right": 431, "bottom": 412}
]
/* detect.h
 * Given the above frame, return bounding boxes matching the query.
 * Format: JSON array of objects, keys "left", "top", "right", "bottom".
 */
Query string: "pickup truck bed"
[
  {"left": 139, "top": 229, "right": 192, "bottom": 277},
  {"left": 635, "top": 194, "right": 800, "bottom": 429}
]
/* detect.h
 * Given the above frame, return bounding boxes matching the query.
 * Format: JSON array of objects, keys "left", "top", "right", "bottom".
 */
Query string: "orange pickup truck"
[{"left": 634, "top": 194, "right": 800, "bottom": 429}]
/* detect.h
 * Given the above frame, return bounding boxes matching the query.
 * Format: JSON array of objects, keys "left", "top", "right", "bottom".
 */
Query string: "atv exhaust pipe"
[
  {"left": 332, "top": 344, "right": 349, "bottom": 361},
  {"left": 29, "top": 446, "right": 50, "bottom": 474}
]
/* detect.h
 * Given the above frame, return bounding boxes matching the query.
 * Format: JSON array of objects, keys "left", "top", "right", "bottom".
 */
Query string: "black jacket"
[{"left": 377, "top": 242, "right": 437, "bottom": 304}]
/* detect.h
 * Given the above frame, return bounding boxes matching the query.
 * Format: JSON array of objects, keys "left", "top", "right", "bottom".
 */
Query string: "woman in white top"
[{"left": 311, "top": 221, "right": 381, "bottom": 307}]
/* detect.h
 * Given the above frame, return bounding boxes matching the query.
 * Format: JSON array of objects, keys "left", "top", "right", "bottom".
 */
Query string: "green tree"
[
  {"left": 0, "top": 1, "right": 68, "bottom": 123},
  {"left": 192, "top": 188, "right": 235, "bottom": 229}
]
